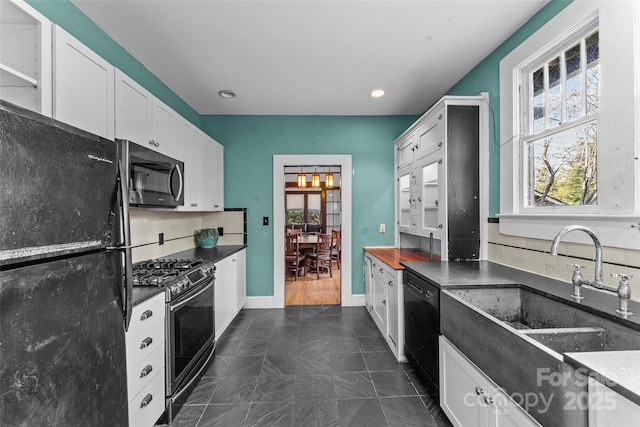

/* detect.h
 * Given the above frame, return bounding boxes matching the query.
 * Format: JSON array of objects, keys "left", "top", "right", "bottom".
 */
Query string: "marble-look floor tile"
[
  {"left": 224, "top": 355, "right": 264, "bottom": 376},
  {"left": 261, "top": 354, "right": 298, "bottom": 376},
  {"left": 209, "top": 376, "right": 258, "bottom": 404},
  {"left": 337, "top": 398, "right": 389, "bottom": 427},
  {"left": 357, "top": 336, "right": 390, "bottom": 352},
  {"left": 333, "top": 372, "right": 377, "bottom": 399},
  {"left": 244, "top": 401, "right": 294, "bottom": 427},
  {"left": 295, "top": 374, "right": 336, "bottom": 400},
  {"left": 297, "top": 352, "right": 332, "bottom": 374},
  {"left": 370, "top": 371, "right": 419, "bottom": 397},
  {"left": 329, "top": 352, "right": 367, "bottom": 373},
  {"left": 203, "top": 355, "right": 231, "bottom": 377},
  {"left": 197, "top": 403, "right": 250, "bottom": 427},
  {"left": 363, "top": 351, "right": 403, "bottom": 372},
  {"left": 379, "top": 396, "right": 438, "bottom": 427},
  {"left": 166, "top": 404, "right": 205, "bottom": 427},
  {"left": 293, "top": 398, "right": 341, "bottom": 427},
  {"left": 252, "top": 375, "right": 295, "bottom": 402},
  {"left": 177, "top": 376, "right": 219, "bottom": 405}
]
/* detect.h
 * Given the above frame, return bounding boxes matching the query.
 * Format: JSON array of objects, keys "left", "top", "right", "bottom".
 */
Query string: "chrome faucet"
[
  {"left": 550, "top": 225, "right": 633, "bottom": 316},
  {"left": 550, "top": 225, "right": 603, "bottom": 298}
]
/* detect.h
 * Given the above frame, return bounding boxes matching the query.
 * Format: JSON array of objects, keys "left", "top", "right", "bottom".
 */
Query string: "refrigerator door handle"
[{"left": 113, "top": 159, "right": 134, "bottom": 332}]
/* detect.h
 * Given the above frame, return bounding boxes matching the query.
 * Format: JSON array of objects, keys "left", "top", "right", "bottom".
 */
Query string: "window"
[
  {"left": 286, "top": 192, "right": 321, "bottom": 225},
  {"left": 498, "top": 1, "right": 639, "bottom": 248},
  {"left": 524, "top": 28, "right": 599, "bottom": 208}
]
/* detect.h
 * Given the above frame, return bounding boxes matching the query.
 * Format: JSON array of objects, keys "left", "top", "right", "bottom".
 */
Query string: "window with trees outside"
[
  {"left": 525, "top": 26, "right": 599, "bottom": 208},
  {"left": 286, "top": 192, "right": 321, "bottom": 225}
]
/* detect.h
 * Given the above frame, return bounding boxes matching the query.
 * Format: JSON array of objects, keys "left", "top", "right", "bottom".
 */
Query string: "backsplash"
[
  {"left": 488, "top": 223, "right": 640, "bottom": 302},
  {"left": 129, "top": 209, "right": 246, "bottom": 263}
]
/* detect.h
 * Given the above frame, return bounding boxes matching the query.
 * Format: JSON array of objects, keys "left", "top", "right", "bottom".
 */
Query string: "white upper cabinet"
[
  {"left": 178, "top": 120, "right": 205, "bottom": 211},
  {"left": 150, "top": 97, "right": 178, "bottom": 158},
  {"left": 0, "top": 0, "right": 52, "bottom": 115},
  {"left": 203, "top": 136, "right": 224, "bottom": 211},
  {"left": 53, "top": 26, "right": 114, "bottom": 139},
  {"left": 115, "top": 69, "right": 152, "bottom": 145},
  {"left": 114, "top": 70, "right": 178, "bottom": 158}
]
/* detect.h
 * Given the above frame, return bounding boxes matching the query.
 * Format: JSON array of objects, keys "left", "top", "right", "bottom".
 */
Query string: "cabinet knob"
[
  {"left": 379, "top": 268, "right": 384, "bottom": 274},
  {"left": 438, "top": 224, "right": 443, "bottom": 229},
  {"left": 438, "top": 142, "right": 443, "bottom": 147},
  {"left": 483, "top": 395, "right": 494, "bottom": 405},
  {"left": 140, "top": 337, "right": 153, "bottom": 349},
  {"left": 388, "top": 281, "right": 394, "bottom": 287},
  {"left": 475, "top": 386, "right": 484, "bottom": 396},
  {"left": 140, "top": 393, "right": 153, "bottom": 408},
  {"left": 140, "top": 364, "right": 153, "bottom": 378},
  {"left": 382, "top": 299, "right": 386, "bottom": 305}
]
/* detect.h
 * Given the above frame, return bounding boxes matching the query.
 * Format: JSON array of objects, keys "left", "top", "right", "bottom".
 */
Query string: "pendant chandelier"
[
  {"left": 311, "top": 168, "right": 320, "bottom": 188},
  {"left": 325, "top": 167, "right": 334, "bottom": 189},
  {"left": 297, "top": 168, "right": 306, "bottom": 188}
]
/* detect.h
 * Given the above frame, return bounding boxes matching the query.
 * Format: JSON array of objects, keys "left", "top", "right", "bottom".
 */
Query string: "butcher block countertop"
[{"left": 364, "top": 246, "right": 433, "bottom": 270}]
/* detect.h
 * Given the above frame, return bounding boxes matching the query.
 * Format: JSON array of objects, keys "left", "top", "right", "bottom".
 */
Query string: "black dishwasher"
[{"left": 403, "top": 268, "right": 440, "bottom": 402}]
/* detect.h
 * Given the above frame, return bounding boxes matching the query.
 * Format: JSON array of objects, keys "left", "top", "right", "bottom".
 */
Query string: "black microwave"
[{"left": 117, "top": 139, "right": 184, "bottom": 208}]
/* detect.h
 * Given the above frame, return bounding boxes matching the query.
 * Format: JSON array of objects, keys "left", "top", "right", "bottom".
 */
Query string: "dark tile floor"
[{"left": 166, "top": 305, "right": 453, "bottom": 427}]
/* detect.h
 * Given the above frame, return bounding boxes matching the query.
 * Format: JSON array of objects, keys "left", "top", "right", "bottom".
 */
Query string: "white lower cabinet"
[
  {"left": 440, "top": 336, "right": 540, "bottom": 427},
  {"left": 214, "top": 249, "right": 246, "bottom": 338},
  {"left": 363, "top": 252, "right": 405, "bottom": 362},
  {"left": 126, "top": 292, "right": 166, "bottom": 427},
  {"left": 588, "top": 378, "right": 640, "bottom": 426}
]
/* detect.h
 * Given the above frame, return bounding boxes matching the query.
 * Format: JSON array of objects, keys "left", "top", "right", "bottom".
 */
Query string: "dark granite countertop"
[
  {"left": 132, "top": 245, "right": 246, "bottom": 306},
  {"left": 401, "top": 260, "right": 640, "bottom": 407}
]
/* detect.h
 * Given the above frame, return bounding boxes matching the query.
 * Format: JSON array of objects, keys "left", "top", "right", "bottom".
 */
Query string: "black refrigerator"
[{"left": 0, "top": 100, "right": 133, "bottom": 426}]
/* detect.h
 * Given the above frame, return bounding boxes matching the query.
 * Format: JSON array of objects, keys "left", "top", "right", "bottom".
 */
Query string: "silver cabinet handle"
[
  {"left": 140, "top": 337, "right": 153, "bottom": 349},
  {"left": 148, "top": 140, "right": 159, "bottom": 148},
  {"left": 388, "top": 281, "right": 394, "bottom": 287},
  {"left": 484, "top": 395, "right": 494, "bottom": 405},
  {"left": 140, "top": 364, "right": 153, "bottom": 378},
  {"left": 382, "top": 300, "right": 386, "bottom": 305},
  {"left": 379, "top": 268, "right": 384, "bottom": 274},
  {"left": 438, "top": 142, "right": 443, "bottom": 147},
  {"left": 475, "top": 387, "right": 483, "bottom": 396},
  {"left": 140, "top": 310, "right": 153, "bottom": 321},
  {"left": 140, "top": 393, "right": 153, "bottom": 408}
]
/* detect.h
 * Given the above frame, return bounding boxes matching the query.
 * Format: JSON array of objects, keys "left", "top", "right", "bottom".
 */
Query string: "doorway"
[
  {"left": 284, "top": 166, "right": 341, "bottom": 305},
  {"left": 273, "top": 155, "right": 352, "bottom": 308}
]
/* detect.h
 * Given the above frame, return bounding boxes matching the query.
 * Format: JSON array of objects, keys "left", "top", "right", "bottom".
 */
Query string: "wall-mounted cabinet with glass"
[{"left": 395, "top": 95, "right": 487, "bottom": 261}]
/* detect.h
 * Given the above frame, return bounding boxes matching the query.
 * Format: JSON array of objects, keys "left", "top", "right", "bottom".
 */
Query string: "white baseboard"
[
  {"left": 243, "top": 296, "right": 277, "bottom": 309},
  {"left": 347, "top": 294, "right": 366, "bottom": 307}
]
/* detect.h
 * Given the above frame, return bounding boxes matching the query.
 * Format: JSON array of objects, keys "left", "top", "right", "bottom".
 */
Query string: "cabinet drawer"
[
  {"left": 128, "top": 293, "right": 164, "bottom": 336},
  {"left": 127, "top": 344, "right": 165, "bottom": 403},
  {"left": 128, "top": 369, "right": 165, "bottom": 427},
  {"left": 126, "top": 314, "right": 164, "bottom": 370},
  {"left": 370, "top": 258, "right": 388, "bottom": 281}
]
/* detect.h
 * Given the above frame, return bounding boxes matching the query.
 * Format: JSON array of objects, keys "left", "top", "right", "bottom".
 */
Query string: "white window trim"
[{"left": 499, "top": 0, "right": 640, "bottom": 249}]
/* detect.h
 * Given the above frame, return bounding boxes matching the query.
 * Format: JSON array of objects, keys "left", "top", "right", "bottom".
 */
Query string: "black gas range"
[
  {"left": 132, "top": 258, "right": 216, "bottom": 301},
  {"left": 132, "top": 257, "right": 216, "bottom": 423}
]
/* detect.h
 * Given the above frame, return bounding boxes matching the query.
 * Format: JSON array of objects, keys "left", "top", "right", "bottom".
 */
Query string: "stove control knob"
[{"left": 170, "top": 285, "right": 180, "bottom": 295}]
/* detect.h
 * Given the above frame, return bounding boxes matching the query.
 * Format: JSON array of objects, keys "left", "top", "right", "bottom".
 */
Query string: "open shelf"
[{"left": 0, "top": 63, "right": 37, "bottom": 87}]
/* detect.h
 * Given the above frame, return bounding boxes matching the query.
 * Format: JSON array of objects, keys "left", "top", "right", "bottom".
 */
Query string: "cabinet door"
[
  {"left": 386, "top": 269, "right": 398, "bottom": 350},
  {"left": 419, "top": 153, "right": 445, "bottom": 239},
  {"left": 114, "top": 69, "right": 152, "bottom": 144},
  {"left": 203, "top": 136, "right": 224, "bottom": 211},
  {"left": 370, "top": 261, "right": 387, "bottom": 335},
  {"left": 0, "top": 0, "right": 52, "bottom": 115},
  {"left": 588, "top": 378, "right": 640, "bottom": 426},
  {"left": 440, "top": 336, "right": 489, "bottom": 427},
  {"left": 363, "top": 256, "right": 372, "bottom": 311},
  {"left": 53, "top": 26, "right": 114, "bottom": 139},
  {"left": 150, "top": 97, "right": 178, "bottom": 158},
  {"left": 488, "top": 383, "right": 540, "bottom": 427},
  {"left": 234, "top": 249, "right": 246, "bottom": 313},
  {"left": 214, "top": 256, "right": 233, "bottom": 338},
  {"left": 179, "top": 123, "right": 204, "bottom": 211},
  {"left": 397, "top": 169, "right": 412, "bottom": 233},
  {"left": 396, "top": 133, "right": 416, "bottom": 170},
  {"left": 415, "top": 108, "right": 444, "bottom": 161}
]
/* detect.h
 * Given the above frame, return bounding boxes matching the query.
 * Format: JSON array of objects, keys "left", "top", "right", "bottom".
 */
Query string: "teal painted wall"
[
  {"left": 26, "top": 0, "right": 201, "bottom": 126},
  {"left": 201, "top": 115, "right": 417, "bottom": 296},
  {"left": 446, "top": 0, "right": 573, "bottom": 216}
]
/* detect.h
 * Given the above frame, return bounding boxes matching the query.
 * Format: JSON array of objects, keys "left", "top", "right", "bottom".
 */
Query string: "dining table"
[{"left": 297, "top": 233, "right": 318, "bottom": 252}]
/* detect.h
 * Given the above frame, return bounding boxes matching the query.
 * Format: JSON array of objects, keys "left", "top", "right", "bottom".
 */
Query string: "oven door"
[{"left": 167, "top": 277, "right": 215, "bottom": 396}]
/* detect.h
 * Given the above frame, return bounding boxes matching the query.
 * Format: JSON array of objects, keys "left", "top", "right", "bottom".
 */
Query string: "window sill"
[{"left": 497, "top": 214, "right": 640, "bottom": 250}]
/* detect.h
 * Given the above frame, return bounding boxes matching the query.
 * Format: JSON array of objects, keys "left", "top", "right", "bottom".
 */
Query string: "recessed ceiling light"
[
  {"left": 370, "top": 89, "right": 386, "bottom": 98},
  {"left": 218, "top": 90, "right": 236, "bottom": 99}
]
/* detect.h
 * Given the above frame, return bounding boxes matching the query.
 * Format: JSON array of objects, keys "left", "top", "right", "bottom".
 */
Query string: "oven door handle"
[{"left": 170, "top": 278, "right": 214, "bottom": 311}]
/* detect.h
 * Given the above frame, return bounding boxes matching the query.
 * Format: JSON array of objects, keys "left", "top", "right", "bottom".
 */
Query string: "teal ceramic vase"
[{"left": 196, "top": 228, "right": 219, "bottom": 248}]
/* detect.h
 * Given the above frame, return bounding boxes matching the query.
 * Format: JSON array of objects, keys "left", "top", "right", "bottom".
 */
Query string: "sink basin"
[
  {"left": 442, "top": 285, "right": 640, "bottom": 427},
  {"left": 447, "top": 286, "right": 640, "bottom": 352}
]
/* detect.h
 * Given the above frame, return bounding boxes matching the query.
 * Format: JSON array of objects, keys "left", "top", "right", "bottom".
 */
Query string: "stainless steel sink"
[{"left": 441, "top": 285, "right": 640, "bottom": 427}]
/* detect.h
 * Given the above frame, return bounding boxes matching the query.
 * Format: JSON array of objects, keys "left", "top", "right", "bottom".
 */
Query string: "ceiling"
[{"left": 70, "top": 0, "right": 548, "bottom": 116}]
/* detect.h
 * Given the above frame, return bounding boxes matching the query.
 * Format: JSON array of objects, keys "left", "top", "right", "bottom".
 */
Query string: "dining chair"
[
  {"left": 286, "top": 228, "right": 302, "bottom": 235},
  {"left": 305, "top": 233, "right": 332, "bottom": 279},
  {"left": 330, "top": 229, "right": 341, "bottom": 269},
  {"left": 285, "top": 234, "right": 305, "bottom": 280}
]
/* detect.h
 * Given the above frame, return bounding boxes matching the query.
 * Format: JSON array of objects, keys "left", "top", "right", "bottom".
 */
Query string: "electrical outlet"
[
  {"left": 379, "top": 224, "right": 385, "bottom": 233},
  {"left": 263, "top": 217, "right": 269, "bottom": 226},
  {"left": 159, "top": 232, "right": 164, "bottom": 245}
]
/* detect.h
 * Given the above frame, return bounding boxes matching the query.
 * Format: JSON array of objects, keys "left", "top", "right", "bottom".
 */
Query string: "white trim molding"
[{"left": 273, "top": 155, "right": 353, "bottom": 308}]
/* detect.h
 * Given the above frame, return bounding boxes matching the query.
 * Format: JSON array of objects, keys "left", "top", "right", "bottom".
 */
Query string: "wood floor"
[{"left": 285, "top": 264, "right": 341, "bottom": 306}]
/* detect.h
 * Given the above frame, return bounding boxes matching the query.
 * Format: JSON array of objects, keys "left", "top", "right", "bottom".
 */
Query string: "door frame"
[{"left": 273, "top": 155, "right": 352, "bottom": 307}]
